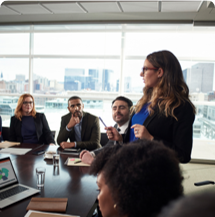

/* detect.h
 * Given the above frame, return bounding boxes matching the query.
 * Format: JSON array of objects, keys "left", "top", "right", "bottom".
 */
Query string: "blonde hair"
[
  {"left": 15, "top": 94, "right": 36, "bottom": 121},
  {"left": 134, "top": 50, "right": 196, "bottom": 120}
]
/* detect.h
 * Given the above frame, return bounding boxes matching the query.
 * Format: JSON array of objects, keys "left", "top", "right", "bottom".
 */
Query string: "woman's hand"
[
  {"left": 105, "top": 126, "right": 123, "bottom": 142},
  {"left": 131, "top": 124, "right": 154, "bottom": 140}
]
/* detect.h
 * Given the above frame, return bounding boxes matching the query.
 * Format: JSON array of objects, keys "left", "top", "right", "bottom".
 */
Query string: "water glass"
[
  {"left": 53, "top": 154, "right": 60, "bottom": 166},
  {"left": 36, "top": 167, "right": 46, "bottom": 187}
]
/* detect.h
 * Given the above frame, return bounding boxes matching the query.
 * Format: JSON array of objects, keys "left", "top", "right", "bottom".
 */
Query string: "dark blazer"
[
  {"left": 57, "top": 111, "right": 101, "bottom": 151},
  {"left": 124, "top": 101, "right": 195, "bottom": 163},
  {"left": 9, "top": 113, "right": 55, "bottom": 144}
]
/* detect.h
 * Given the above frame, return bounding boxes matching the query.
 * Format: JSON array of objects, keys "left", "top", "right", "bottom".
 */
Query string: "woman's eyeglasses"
[
  {"left": 23, "top": 101, "right": 34, "bottom": 105},
  {"left": 142, "top": 67, "right": 159, "bottom": 73}
]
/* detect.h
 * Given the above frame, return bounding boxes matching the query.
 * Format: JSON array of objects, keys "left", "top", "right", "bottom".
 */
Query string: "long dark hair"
[{"left": 135, "top": 50, "right": 196, "bottom": 119}]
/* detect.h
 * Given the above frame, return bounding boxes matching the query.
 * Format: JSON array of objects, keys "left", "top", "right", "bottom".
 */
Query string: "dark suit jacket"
[
  {"left": 124, "top": 101, "right": 195, "bottom": 163},
  {"left": 57, "top": 111, "right": 101, "bottom": 150},
  {"left": 9, "top": 113, "right": 55, "bottom": 144}
]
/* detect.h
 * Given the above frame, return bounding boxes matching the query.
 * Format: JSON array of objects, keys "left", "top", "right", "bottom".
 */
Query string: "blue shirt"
[
  {"left": 21, "top": 116, "right": 39, "bottom": 144},
  {"left": 129, "top": 103, "right": 150, "bottom": 142}
]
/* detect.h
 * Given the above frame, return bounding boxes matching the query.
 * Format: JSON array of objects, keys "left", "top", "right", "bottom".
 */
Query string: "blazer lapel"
[{"left": 144, "top": 109, "right": 158, "bottom": 127}]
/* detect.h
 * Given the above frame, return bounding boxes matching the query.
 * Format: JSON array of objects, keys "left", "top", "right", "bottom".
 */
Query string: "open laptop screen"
[{"left": 0, "top": 158, "right": 18, "bottom": 189}]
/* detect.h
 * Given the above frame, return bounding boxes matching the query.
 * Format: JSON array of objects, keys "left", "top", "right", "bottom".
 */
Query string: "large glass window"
[
  {"left": 0, "top": 58, "right": 29, "bottom": 93},
  {"left": 0, "top": 23, "right": 215, "bottom": 161},
  {"left": 0, "top": 33, "right": 29, "bottom": 54},
  {"left": 32, "top": 58, "right": 120, "bottom": 93}
]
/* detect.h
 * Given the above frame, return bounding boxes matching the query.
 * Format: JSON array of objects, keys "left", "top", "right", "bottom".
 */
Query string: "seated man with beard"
[{"left": 57, "top": 96, "right": 101, "bottom": 151}]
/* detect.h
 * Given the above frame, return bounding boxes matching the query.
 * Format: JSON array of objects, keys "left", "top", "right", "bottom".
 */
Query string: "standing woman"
[
  {"left": 106, "top": 50, "right": 195, "bottom": 163},
  {"left": 9, "top": 94, "right": 55, "bottom": 145}
]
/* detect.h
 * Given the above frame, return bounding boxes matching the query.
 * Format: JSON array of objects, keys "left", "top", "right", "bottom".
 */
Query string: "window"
[{"left": 0, "top": 23, "right": 215, "bottom": 161}]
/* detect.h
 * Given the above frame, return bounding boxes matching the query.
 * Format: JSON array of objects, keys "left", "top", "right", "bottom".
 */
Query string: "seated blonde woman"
[{"left": 9, "top": 94, "right": 55, "bottom": 145}]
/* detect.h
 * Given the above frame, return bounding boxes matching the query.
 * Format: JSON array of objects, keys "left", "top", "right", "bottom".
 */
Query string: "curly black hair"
[{"left": 90, "top": 139, "right": 183, "bottom": 217}]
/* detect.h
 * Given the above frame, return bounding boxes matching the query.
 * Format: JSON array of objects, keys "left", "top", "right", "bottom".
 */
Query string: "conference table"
[{"left": 0, "top": 144, "right": 98, "bottom": 217}]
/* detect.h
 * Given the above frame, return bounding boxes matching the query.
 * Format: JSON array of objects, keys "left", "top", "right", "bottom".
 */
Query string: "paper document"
[
  {"left": 67, "top": 158, "right": 90, "bottom": 167},
  {"left": 0, "top": 141, "right": 20, "bottom": 148},
  {"left": 25, "top": 210, "right": 79, "bottom": 217},
  {"left": 0, "top": 148, "right": 32, "bottom": 155}
]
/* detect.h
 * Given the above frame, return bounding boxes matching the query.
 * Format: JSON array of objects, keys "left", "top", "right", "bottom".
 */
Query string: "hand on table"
[
  {"left": 60, "top": 142, "right": 75, "bottom": 149},
  {"left": 79, "top": 150, "right": 94, "bottom": 165},
  {"left": 131, "top": 124, "right": 153, "bottom": 140}
]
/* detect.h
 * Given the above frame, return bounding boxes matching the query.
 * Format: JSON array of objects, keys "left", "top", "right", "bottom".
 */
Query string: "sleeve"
[
  {"left": 57, "top": 115, "right": 71, "bottom": 145},
  {"left": 9, "top": 117, "right": 17, "bottom": 142},
  {"left": 94, "top": 140, "right": 114, "bottom": 156},
  {"left": 41, "top": 114, "right": 55, "bottom": 144},
  {"left": 153, "top": 103, "right": 195, "bottom": 163},
  {"left": 76, "top": 116, "right": 101, "bottom": 151}
]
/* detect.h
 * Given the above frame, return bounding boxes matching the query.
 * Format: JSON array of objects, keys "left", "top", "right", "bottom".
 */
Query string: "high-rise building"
[
  {"left": 183, "top": 63, "right": 214, "bottom": 93},
  {"left": 124, "top": 76, "right": 132, "bottom": 92},
  {"left": 88, "top": 69, "right": 103, "bottom": 91},
  {"left": 102, "top": 69, "right": 114, "bottom": 91},
  {"left": 64, "top": 68, "right": 85, "bottom": 91},
  {"left": 16, "top": 74, "right": 25, "bottom": 82}
]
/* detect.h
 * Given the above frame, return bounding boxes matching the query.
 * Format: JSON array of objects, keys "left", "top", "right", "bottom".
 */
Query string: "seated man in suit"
[
  {"left": 79, "top": 96, "right": 133, "bottom": 164},
  {"left": 57, "top": 96, "right": 101, "bottom": 151}
]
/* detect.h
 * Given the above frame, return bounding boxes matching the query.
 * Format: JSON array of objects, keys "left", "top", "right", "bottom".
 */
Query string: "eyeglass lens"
[{"left": 23, "top": 101, "right": 33, "bottom": 105}]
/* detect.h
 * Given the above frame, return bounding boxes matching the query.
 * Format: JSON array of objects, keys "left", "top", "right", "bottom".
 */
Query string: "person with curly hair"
[
  {"left": 90, "top": 139, "right": 183, "bottom": 217},
  {"left": 9, "top": 93, "right": 55, "bottom": 145},
  {"left": 106, "top": 50, "right": 196, "bottom": 163}
]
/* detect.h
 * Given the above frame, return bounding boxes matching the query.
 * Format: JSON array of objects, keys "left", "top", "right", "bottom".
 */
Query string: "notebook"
[{"left": 0, "top": 157, "right": 40, "bottom": 208}]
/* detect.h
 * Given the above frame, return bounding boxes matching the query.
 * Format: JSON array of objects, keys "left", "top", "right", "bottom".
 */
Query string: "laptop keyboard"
[{"left": 0, "top": 186, "right": 28, "bottom": 200}]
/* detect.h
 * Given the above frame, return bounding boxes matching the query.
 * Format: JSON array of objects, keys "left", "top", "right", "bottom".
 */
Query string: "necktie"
[{"left": 117, "top": 128, "right": 121, "bottom": 133}]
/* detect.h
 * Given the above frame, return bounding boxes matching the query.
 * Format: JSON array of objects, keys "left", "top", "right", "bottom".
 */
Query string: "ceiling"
[{"left": 0, "top": 1, "right": 215, "bottom": 24}]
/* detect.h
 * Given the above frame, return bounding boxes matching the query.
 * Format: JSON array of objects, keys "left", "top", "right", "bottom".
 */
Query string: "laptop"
[{"left": 0, "top": 157, "right": 40, "bottom": 208}]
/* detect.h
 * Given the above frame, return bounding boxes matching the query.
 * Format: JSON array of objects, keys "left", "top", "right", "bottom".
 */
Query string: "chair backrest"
[
  {"left": 100, "top": 132, "right": 109, "bottom": 147},
  {"left": 2, "top": 127, "right": 10, "bottom": 141}
]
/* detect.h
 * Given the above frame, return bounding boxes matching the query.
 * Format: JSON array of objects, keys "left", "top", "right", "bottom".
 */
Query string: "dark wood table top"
[{"left": 0, "top": 144, "right": 98, "bottom": 217}]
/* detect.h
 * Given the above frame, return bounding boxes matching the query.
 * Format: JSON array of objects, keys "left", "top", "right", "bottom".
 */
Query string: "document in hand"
[
  {"left": 25, "top": 210, "right": 79, "bottom": 217},
  {"left": 26, "top": 198, "right": 68, "bottom": 213},
  {"left": 66, "top": 158, "right": 90, "bottom": 167},
  {"left": 0, "top": 141, "right": 20, "bottom": 148}
]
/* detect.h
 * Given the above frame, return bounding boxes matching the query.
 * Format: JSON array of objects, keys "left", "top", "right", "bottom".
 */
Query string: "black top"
[
  {"left": 21, "top": 116, "right": 39, "bottom": 144},
  {"left": 9, "top": 112, "right": 55, "bottom": 145}
]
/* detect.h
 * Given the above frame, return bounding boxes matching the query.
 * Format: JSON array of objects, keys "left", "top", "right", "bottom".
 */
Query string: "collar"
[{"left": 117, "top": 120, "right": 129, "bottom": 134}]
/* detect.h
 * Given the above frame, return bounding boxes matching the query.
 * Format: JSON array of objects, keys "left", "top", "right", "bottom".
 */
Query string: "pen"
[
  {"left": 74, "top": 160, "right": 82, "bottom": 164},
  {"left": 99, "top": 117, "right": 107, "bottom": 127}
]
